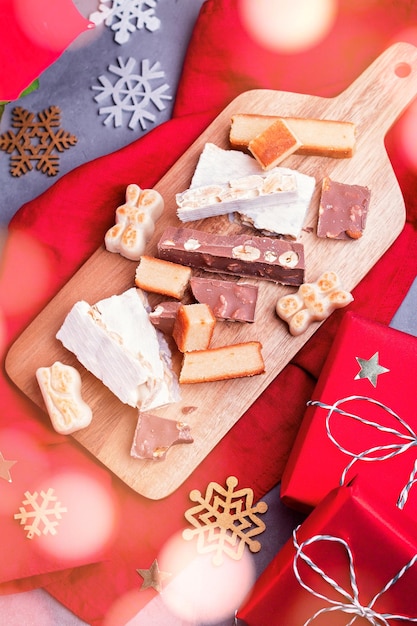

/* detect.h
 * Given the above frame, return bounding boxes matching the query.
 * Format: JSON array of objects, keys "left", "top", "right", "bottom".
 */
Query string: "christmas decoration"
[
  {"left": 183, "top": 476, "right": 268, "bottom": 566},
  {"left": 0, "top": 451, "right": 16, "bottom": 482},
  {"left": 281, "top": 312, "right": 417, "bottom": 516},
  {"left": 14, "top": 488, "right": 67, "bottom": 539},
  {"left": 92, "top": 57, "right": 171, "bottom": 130},
  {"left": 89, "top": 0, "right": 161, "bottom": 45},
  {"left": 308, "top": 394, "right": 417, "bottom": 511},
  {"left": 354, "top": 352, "right": 390, "bottom": 387},
  {"left": 0, "top": 106, "right": 77, "bottom": 177},
  {"left": 136, "top": 558, "right": 171, "bottom": 593},
  {"left": 237, "top": 481, "right": 417, "bottom": 626},
  {"left": 291, "top": 527, "right": 417, "bottom": 624}
]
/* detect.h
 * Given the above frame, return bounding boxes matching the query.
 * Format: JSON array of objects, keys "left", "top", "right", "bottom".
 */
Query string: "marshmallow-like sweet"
[
  {"left": 105, "top": 183, "right": 164, "bottom": 260},
  {"left": 276, "top": 270, "right": 353, "bottom": 336},
  {"left": 36, "top": 361, "right": 92, "bottom": 435}
]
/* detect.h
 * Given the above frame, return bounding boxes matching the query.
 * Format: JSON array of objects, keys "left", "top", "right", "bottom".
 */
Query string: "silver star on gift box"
[{"left": 354, "top": 352, "right": 390, "bottom": 387}]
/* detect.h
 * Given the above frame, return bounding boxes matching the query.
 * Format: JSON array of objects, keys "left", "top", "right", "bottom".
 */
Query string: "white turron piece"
[
  {"left": 176, "top": 169, "right": 298, "bottom": 221},
  {"left": 179, "top": 143, "right": 315, "bottom": 239},
  {"left": 56, "top": 287, "right": 180, "bottom": 411}
]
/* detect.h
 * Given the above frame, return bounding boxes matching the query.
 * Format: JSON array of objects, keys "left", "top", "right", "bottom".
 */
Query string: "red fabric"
[{"left": 2, "top": 1, "right": 417, "bottom": 624}]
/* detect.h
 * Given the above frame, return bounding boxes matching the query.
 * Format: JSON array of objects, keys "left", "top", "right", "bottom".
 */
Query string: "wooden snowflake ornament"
[
  {"left": 182, "top": 476, "right": 268, "bottom": 565},
  {"left": 0, "top": 106, "right": 77, "bottom": 176}
]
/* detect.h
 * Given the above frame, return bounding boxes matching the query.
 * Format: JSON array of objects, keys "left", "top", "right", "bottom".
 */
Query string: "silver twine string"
[
  {"left": 292, "top": 526, "right": 417, "bottom": 625},
  {"left": 307, "top": 395, "right": 417, "bottom": 510}
]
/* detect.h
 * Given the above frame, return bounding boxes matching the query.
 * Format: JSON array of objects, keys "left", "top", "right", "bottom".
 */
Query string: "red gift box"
[
  {"left": 237, "top": 479, "right": 417, "bottom": 626},
  {"left": 281, "top": 312, "right": 417, "bottom": 517}
]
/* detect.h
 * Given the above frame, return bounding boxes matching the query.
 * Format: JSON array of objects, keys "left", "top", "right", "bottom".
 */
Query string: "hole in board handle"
[{"left": 395, "top": 62, "right": 412, "bottom": 77}]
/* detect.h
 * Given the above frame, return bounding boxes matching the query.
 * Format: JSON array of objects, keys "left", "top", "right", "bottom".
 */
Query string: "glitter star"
[
  {"left": 0, "top": 452, "right": 17, "bottom": 482},
  {"left": 354, "top": 352, "right": 389, "bottom": 387},
  {"left": 136, "top": 559, "right": 171, "bottom": 593}
]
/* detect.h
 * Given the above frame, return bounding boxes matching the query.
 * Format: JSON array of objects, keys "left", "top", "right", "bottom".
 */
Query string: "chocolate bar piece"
[
  {"left": 157, "top": 227, "right": 305, "bottom": 286},
  {"left": 317, "top": 177, "right": 371, "bottom": 240},
  {"left": 130, "top": 412, "right": 193, "bottom": 460},
  {"left": 190, "top": 276, "right": 258, "bottom": 322},
  {"left": 149, "top": 301, "right": 180, "bottom": 335}
]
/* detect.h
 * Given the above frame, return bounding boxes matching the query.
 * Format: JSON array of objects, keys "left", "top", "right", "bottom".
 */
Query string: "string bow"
[
  {"left": 308, "top": 395, "right": 417, "bottom": 509},
  {"left": 292, "top": 527, "right": 417, "bottom": 625}
]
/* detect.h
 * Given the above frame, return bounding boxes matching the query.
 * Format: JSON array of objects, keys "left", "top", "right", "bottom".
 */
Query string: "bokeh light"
[
  {"left": 103, "top": 589, "right": 162, "bottom": 626},
  {"left": 36, "top": 470, "right": 119, "bottom": 563},
  {"left": 390, "top": 28, "right": 417, "bottom": 173},
  {"left": 238, "top": 0, "right": 338, "bottom": 54},
  {"left": 158, "top": 531, "right": 256, "bottom": 623},
  {"left": 69, "top": 0, "right": 103, "bottom": 49},
  {"left": 0, "top": 229, "right": 54, "bottom": 318},
  {"left": 0, "top": 304, "right": 6, "bottom": 357},
  {"left": 0, "top": 427, "right": 51, "bottom": 515},
  {"left": 398, "top": 100, "right": 417, "bottom": 171},
  {"left": 13, "top": 0, "right": 93, "bottom": 52}
]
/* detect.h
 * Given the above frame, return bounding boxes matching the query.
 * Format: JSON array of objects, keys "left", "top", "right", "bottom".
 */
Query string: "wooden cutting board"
[{"left": 6, "top": 42, "right": 417, "bottom": 499}]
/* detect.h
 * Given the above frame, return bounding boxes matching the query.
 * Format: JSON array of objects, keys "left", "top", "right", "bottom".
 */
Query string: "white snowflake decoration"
[
  {"left": 89, "top": 0, "right": 161, "bottom": 44},
  {"left": 14, "top": 488, "right": 67, "bottom": 539},
  {"left": 92, "top": 57, "right": 172, "bottom": 130}
]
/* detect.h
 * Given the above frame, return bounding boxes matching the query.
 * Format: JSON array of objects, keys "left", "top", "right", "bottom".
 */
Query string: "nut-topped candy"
[
  {"left": 157, "top": 226, "right": 305, "bottom": 286},
  {"left": 276, "top": 270, "right": 353, "bottom": 335},
  {"left": 190, "top": 276, "right": 258, "bottom": 322},
  {"left": 36, "top": 361, "right": 92, "bottom": 435},
  {"left": 183, "top": 143, "right": 315, "bottom": 240},
  {"left": 176, "top": 170, "right": 298, "bottom": 222},
  {"left": 105, "top": 184, "right": 164, "bottom": 260}
]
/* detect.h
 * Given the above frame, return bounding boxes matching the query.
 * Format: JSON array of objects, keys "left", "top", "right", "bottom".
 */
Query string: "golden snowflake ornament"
[{"left": 182, "top": 475, "right": 268, "bottom": 566}]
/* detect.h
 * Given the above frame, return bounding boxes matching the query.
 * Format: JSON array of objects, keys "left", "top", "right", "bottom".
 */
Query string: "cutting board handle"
[{"left": 338, "top": 41, "right": 417, "bottom": 139}]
